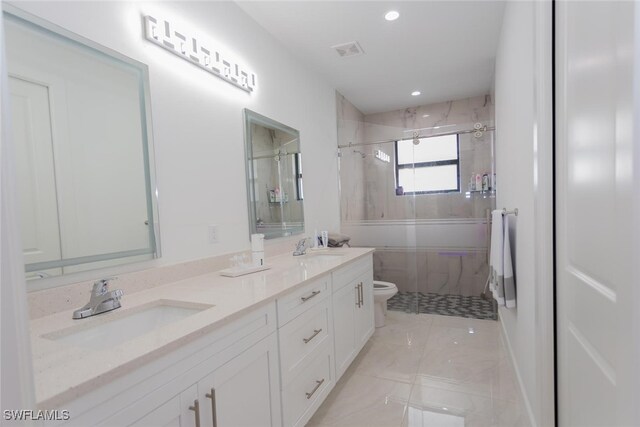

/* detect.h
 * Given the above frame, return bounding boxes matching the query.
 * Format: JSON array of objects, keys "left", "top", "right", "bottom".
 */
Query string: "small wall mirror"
[
  {"left": 243, "top": 109, "right": 304, "bottom": 239},
  {"left": 4, "top": 6, "right": 160, "bottom": 283}
]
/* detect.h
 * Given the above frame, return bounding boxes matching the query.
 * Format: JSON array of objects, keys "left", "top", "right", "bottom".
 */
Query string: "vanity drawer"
[
  {"left": 332, "top": 254, "right": 372, "bottom": 293},
  {"left": 277, "top": 275, "right": 329, "bottom": 326},
  {"left": 279, "top": 298, "right": 331, "bottom": 383},
  {"left": 281, "top": 342, "right": 334, "bottom": 427}
]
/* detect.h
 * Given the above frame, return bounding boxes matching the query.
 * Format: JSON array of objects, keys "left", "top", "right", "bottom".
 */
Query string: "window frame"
[{"left": 394, "top": 134, "right": 461, "bottom": 195}]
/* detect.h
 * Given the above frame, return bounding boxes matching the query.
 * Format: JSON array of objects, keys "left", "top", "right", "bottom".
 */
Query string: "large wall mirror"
[
  {"left": 244, "top": 109, "right": 304, "bottom": 239},
  {"left": 4, "top": 6, "right": 160, "bottom": 283}
]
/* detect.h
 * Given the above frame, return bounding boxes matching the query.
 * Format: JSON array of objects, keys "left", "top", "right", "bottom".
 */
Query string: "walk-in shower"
[{"left": 336, "top": 93, "right": 497, "bottom": 320}]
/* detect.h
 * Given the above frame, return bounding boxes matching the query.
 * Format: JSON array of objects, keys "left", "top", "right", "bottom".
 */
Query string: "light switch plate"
[{"left": 208, "top": 225, "right": 218, "bottom": 244}]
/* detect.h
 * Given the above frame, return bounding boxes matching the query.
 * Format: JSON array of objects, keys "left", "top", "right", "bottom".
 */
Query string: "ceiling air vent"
[{"left": 331, "top": 41, "right": 364, "bottom": 58}]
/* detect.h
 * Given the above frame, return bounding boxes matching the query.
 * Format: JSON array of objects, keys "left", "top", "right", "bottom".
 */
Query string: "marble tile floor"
[{"left": 307, "top": 311, "right": 529, "bottom": 427}]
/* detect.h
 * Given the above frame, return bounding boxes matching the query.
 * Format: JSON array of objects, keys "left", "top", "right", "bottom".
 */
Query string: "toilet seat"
[{"left": 373, "top": 281, "right": 397, "bottom": 297}]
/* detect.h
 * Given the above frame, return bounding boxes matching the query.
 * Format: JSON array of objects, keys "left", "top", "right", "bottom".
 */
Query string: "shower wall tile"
[
  {"left": 337, "top": 91, "right": 367, "bottom": 222},
  {"left": 338, "top": 94, "right": 496, "bottom": 222},
  {"left": 374, "top": 250, "right": 488, "bottom": 297},
  {"left": 364, "top": 95, "right": 494, "bottom": 140}
]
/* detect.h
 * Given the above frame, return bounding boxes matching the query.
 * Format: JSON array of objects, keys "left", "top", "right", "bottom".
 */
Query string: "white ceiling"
[{"left": 237, "top": 1, "right": 505, "bottom": 114}]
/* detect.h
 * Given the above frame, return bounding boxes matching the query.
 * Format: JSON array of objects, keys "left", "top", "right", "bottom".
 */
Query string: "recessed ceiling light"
[
  {"left": 422, "top": 114, "right": 430, "bottom": 118},
  {"left": 384, "top": 10, "right": 400, "bottom": 21},
  {"left": 411, "top": 91, "right": 421, "bottom": 96}
]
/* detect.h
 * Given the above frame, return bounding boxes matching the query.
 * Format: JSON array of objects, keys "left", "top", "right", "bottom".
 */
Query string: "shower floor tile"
[{"left": 387, "top": 292, "right": 497, "bottom": 320}]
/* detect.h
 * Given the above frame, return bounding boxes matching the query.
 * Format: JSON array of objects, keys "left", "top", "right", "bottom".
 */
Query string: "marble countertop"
[{"left": 30, "top": 247, "right": 374, "bottom": 408}]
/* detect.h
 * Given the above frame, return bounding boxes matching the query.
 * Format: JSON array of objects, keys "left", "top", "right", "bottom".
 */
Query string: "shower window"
[{"left": 395, "top": 134, "right": 460, "bottom": 194}]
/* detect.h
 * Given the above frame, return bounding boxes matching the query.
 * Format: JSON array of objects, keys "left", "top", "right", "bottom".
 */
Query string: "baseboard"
[{"left": 499, "top": 314, "right": 538, "bottom": 427}]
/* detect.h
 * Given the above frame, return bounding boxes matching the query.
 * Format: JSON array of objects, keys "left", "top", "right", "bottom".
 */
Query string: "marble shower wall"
[
  {"left": 336, "top": 93, "right": 496, "bottom": 298},
  {"left": 340, "top": 94, "right": 496, "bottom": 222},
  {"left": 336, "top": 92, "right": 367, "bottom": 221},
  {"left": 373, "top": 249, "right": 489, "bottom": 296}
]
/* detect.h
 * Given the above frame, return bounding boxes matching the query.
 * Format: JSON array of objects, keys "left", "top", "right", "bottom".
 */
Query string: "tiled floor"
[
  {"left": 387, "top": 292, "right": 497, "bottom": 320},
  {"left": 307, "top": 312, "right": 529, "bottom": 427}
]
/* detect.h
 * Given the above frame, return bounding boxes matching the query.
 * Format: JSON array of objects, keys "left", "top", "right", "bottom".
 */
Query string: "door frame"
[
  {"left": 534, "top": 0, "right": 556, "bottom": 425},
  {"left": 0, "top": 5, "right": 37, "bottom": 415}
]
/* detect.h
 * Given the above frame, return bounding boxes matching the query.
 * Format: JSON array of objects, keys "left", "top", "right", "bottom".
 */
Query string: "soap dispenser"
[{"left": 251, "top": 233, "right": 265, "bottom": 266}]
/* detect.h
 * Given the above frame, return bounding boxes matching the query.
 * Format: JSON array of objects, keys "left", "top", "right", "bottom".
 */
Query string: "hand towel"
[
  {"left": 503, "top": 214, "right": 517, "bottom": 308},
  {"left": 489, "top": 210, "right": 505, "bottom": 305}
]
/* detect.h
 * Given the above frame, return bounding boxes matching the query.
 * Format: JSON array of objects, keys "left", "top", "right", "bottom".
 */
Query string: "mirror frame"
[
  {"left": 243, "top": 109, "right": 304, "bottom": 240},
  {"left": 4, "top": 4, "right": 162, "bottom": 286}
]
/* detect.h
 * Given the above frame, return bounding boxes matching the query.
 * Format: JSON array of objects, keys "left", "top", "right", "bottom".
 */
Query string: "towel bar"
[{"left": 502, "top": 208, "right": 518, "bottom": 216}]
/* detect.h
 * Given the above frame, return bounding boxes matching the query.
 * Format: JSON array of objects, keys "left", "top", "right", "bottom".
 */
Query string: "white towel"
[
  {"left": 489, "top": 210, "right": 505, "bottom": 305},
  {"left": 503, "top": 214, "right": 516, "bottom": 308}
]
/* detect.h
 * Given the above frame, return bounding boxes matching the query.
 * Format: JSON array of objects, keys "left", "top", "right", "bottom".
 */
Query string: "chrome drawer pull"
[
  {"left": 303, "top": 328, "right": 322, "bottom": 344},
  {"left": 189, "top": 399, "right": 201, "bottom": 427},
  {"left": 355, "top": 284, "right": 361, "bottom": 308},
  {"left": 205, "top": 388, "right": 217, "bottom": 427},
  {"left": 301, "top": 290, "right": 320, "bottom": 302},
  {"left": 305, "top": 378, "right": 325, "bottom": 399},
  {"left": 359, "top": 283, "right": 364, "bottom": 306}
]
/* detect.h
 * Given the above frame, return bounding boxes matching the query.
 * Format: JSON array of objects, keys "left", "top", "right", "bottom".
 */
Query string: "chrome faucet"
[
  {"left": 293, "top": 237, "right": 311, "bottom": 256},
  {"left": 72, "top": 278, "right": 123, "bottom": 319}
]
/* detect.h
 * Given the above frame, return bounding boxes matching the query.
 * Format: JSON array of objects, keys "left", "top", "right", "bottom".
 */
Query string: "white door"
[
  {"left": 9, "top": 76, "right": 62, "bottom": 276},
  {"left": 556, "top": 1, "right": 637, "bottom": 425}
]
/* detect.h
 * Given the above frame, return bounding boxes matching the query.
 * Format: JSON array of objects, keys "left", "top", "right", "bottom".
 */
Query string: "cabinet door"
[
  {"left": 101, "top": 384, "right": 198, "bottom": 427},
  {"left": 198, "top": 334, "right": 282, "bottom": 427},
  {"left": 355, "top": 270, "right": 374, "bottom": 349},
  {"left": 332, "top": 281, "right": 357, "bottom": 379},
  {"left": 131, "top": 385, "right": 198, "bottom": 427}
]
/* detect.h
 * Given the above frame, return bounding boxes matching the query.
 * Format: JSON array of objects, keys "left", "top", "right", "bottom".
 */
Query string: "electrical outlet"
[{"left": 208, "top": 225, "right": 218, "bottom": 244}]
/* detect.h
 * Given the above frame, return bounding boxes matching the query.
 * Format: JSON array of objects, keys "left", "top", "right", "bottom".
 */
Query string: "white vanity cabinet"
[
  {"left": 40, "top": 252, "right": 376, "bottom": 427},
  {"left": 56, "top": 304, "right": 281, "bottom": 427},
  {"left": 277, "top": 275, "right": 335, "bottom": 427},
  {"left": 101, "top": 334, "right": 281, "bottom": 427},
  {"left": 331, "top": 255, "right": 374, "bottom": 380}
]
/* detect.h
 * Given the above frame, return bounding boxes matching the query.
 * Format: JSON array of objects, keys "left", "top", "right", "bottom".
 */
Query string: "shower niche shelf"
[{"left": 465, "top": 190, "right": 496, "bottom": 199}]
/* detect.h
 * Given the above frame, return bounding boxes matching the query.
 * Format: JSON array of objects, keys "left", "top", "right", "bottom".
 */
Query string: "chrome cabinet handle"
[
  {"left": 305, "top": 378, "right": 325, "bottom": 399},
  {"left": 359, "top": 283, "right": 364, "bottom": 306},
  {"left": 205, "top": 388, "right": 217, "bottom": 427},
  {"left": 355, "top": 283, "right": 362, "bottom": 308},
  {"left": 301, "top": 290, "right": 320, "bottom": 302},
  {"left": 189, "top": 399, "right": 201, "bottom": 427},
  {"left": 303, "top": 328, "right": 322, "bottom": 344}
]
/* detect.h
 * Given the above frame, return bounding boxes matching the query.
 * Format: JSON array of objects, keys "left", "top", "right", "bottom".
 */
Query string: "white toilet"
[{"left": 373, "top": 281, "right": 398, "bottom": 327}]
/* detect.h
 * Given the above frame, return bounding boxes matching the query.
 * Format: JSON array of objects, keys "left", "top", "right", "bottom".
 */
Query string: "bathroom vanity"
[{"left": 30, "top": 248, "right": 374, "bottom": 427}]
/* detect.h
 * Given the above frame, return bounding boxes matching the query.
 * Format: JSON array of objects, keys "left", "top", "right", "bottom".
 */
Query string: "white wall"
[
  {"left": 494, "top": 1, "right": 554, "bottom": 427},
  {"left": 8, "top": 1, "right": 340, "bottom": 270}
]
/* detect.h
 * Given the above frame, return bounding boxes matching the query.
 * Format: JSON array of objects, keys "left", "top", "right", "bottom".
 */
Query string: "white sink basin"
[{"left": 44, "top": 300, "right": 212, "bottom": 350}]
